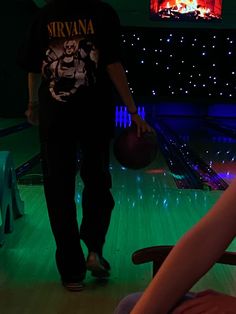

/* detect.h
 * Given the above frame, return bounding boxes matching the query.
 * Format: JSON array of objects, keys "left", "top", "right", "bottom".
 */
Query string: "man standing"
[{"left": 19, "top": 0, "right": 152, "bottom": 291}]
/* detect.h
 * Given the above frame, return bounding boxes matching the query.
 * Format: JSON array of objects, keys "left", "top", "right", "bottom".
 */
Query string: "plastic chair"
[
  {"left": 0, "top": 151, "right": 24, "bottom": 246},
  {"left": 132, "top": 245, "right": 236, "bottom": 277}
]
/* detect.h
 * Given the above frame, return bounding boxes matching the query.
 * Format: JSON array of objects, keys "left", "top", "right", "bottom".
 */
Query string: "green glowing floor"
[
  {"left": 1, "top": 162, "right": 236, "bottom": 314},
  {"left": 1, "top": 118, "right": 236, "bottom": 313}
]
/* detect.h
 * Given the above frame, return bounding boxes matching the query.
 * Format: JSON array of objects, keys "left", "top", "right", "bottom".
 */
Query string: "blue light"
[{"left": 115, "top": 105, "right": 146, "bottom": 128}]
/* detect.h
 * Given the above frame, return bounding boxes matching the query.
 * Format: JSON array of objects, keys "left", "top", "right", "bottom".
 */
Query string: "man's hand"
[
  {"left": 25, "top": 102, "right": 39, "bottom": 126},
  {"left": 131, "top": 113, "right": 155, "bottom": 137},
  {"left": 172, "top": 290, "right": 236, "bottom": 314}
]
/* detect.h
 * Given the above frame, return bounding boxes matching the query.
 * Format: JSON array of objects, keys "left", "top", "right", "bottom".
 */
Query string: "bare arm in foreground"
[{"left": 131, "top": 179, "right": 236, "bottom": 314}]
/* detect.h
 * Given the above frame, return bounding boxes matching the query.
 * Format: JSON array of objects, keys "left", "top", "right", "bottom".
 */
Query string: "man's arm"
[
  {"left": 106, "top": 62, "right": 137, "bottom": 114},
  {"left": 106, "top": 62, "right": 153, "bottom": 136},
  {"left": 25, "top": 72, "right": 41, "bottom": 125},
  {"left": 28, "top": 72, "right": 41, "bottom": 103},
  {"left": 131, "top": 178, "right": 236, "bottom": 314}
]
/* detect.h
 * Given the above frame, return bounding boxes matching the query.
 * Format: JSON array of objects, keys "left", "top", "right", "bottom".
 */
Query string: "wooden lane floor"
[{"left": 1, "top": 154, "right": 236, "bottom": 313}]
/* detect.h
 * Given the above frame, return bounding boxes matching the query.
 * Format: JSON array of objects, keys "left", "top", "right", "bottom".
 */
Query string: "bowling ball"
[{"left": 113, "top": 124, "right": 158, "bottom": 169}]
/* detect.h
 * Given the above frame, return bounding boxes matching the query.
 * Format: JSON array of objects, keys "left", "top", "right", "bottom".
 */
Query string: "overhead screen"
[{"left": 150, "top": 0, "right": 223, "bottom": 21}]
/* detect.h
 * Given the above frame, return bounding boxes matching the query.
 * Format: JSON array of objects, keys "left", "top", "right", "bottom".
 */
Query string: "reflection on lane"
[{"left": 162, "top": 117, "right": 236, "bottom": 184}]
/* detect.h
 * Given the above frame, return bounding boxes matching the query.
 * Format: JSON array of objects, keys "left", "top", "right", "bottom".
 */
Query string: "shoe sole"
[
  {"left": 86, "top": 262, "right": 110, "bottom": 278},
  {"left": 91, "top": 269, "right": 110, "bottom": 278},
  {"left": 62, "top": 282, "right": 84, "bottom": 292}
]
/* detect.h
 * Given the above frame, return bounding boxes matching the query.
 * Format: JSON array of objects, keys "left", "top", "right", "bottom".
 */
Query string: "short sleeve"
[
  {"left": 97, "top": 3, "right": 122, "bottom": 66},
  {"left": 17, "top": 10, "right": 47, "bottom": 73}
]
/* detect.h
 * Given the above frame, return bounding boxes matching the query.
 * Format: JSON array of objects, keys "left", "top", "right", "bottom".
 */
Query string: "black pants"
[{"left": 39, "top": 104, "right": 115, "bottom": 281}]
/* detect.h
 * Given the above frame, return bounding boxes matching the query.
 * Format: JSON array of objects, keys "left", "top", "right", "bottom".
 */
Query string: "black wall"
[
  {"left": 33, "top": 0, "right": 236, "bottom": 29},
  {"left": 0, "top": 0, "right": 38, "bottom": 117},
  {"left": 0, "top": 0, "right": 235, "bottom": 117}
]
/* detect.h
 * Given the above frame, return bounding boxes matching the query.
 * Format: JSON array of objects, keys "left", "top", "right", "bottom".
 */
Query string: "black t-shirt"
[{"left": 19, "top": 0, "right": 121, "bottom": 105}]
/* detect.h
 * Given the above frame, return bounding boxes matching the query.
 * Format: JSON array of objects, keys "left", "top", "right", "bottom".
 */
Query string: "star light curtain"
[{"left": 121, "top": 28, "right": 235, "bottom": 102}]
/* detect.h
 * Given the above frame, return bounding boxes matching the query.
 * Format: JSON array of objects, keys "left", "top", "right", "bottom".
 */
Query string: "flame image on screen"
[{"left": 150, "top": 0, "right": 222, "bottom": 20}]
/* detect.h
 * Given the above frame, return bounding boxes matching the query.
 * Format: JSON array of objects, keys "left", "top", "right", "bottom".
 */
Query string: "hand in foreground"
[
  {"left": 131, "top": 113, "right": 155, "bottom": 137},
  {"left": 25, "top": 104, "right": 39, "bottom": 126},
  {"left": 172, "top": 290, "right": 236, "bottom": 314}
]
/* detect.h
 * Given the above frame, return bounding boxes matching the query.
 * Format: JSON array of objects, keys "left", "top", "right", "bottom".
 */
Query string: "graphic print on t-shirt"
[{"left": 42, "top": 18, "right": 99, "bottom": 102}]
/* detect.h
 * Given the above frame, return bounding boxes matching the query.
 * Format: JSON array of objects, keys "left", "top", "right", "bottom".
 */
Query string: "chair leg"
[
  {"left": 4, "top": 204, "right": 14, "bottom": 234},
  {"left": 0, "top": 151, "right": 24, "bottom": 246},
  {"left": 10, "top": 168, "right": 24, "bottom": 218}
]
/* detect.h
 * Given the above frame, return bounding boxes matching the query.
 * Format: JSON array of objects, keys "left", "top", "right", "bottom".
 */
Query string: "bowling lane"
[
  {"left": 161, "top": 117, "right": 236, "bottom": 184},
  {"left": 0, "top": 125, "right": 40, "bottom": 168},
  {"left": 0, "top": 118, "right": 26, "bottom": 129},
  {"left": 13, "top": 124, "right": 178, "bottom": 189},
  {"left": 0, "top": 113, "right": 190, "bottom": 190},
  {"left": 213, "top": 118, "right": 236, "bottom": 130},
  {"left": 110, "top": 131, "right": 178, "bottom": 191}
]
